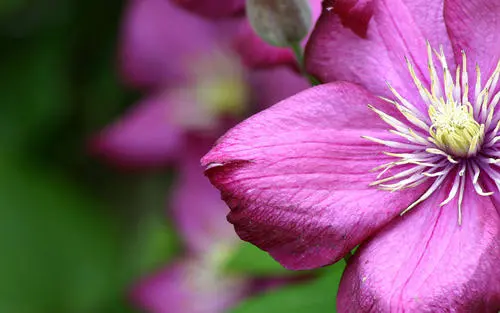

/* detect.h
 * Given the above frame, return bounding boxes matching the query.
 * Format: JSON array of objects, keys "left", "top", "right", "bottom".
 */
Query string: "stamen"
[
  {"left": 433, "top": 45, "right": 454, "bottom": 100},
  {"left": 379, "top": 174, "right": 429, "bottom": 191},
  {"left": 485, "top": 135, "right": 500, "bottom": 147},
  {"left": 400, "top": 168, "right": 451, "bottom": 215},
  {"left": 370, "top": 166, "right": 426, "bottom": 186},
  {"left": 474, "top": 64, "right": 482, "bottom": 114},
  {"left": 362, "top": 136, "right": 425, "bottom": 149},
  {"left": 425, "top": 148, "right": 458, "bottom": 164},
  {"left": 427, "top": 41, "right": 443, "bottom": 98},
  {"left": 491, "top": 120, "right": 500, "bottom": 138},
  {"left": 423, "top": 169, "right": 450, "bottom": 177},
  {"left": 486, "top": 158, "right": 500, "bottom": 164},
  {"left": 368, "top": 104, "right": 414, "bottom": 133},
  {"left": 453, "top": 65, "right": 461, "bottom": 101},
  {"left": 439, "top": 168, "right": 461, "bottom": 206},
  {"left": 389, "top": 130, "right": 429, "bottom": 145},
  {"left": 457, "top": 165, "right": 466, "bottom": 225},
  {"left": 470, "top": 161, "right": 494, "bottom": 196},
  {"left": 461, "top": 51, "right": 469, "bottom": 106},
  {"left": 384, "top": 85, "right": 430, "bottom": 131},
  {"left": 405, "top": 56, "right": 432, "bottom": 106}
]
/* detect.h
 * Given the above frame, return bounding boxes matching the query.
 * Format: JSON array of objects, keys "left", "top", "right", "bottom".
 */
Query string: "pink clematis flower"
[
  {"left": 202, "top": 0, "right": 500, "bottom": 311},
  {"left": 91, "top": 0, "right": 309, "bottom": 168}
]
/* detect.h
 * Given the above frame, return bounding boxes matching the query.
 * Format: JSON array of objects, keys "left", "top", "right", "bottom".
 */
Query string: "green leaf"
[
  {"left": 0, "top": 0, "right": 27, "bottom": 20},
  {"left": 130, "top": 212, "right": 182, "bottom": 275},
  {"left": 116, "top": 173, "right": 181, "bottom": 275},
  {"left": 225, "top": 242, "right": 292, "bottom": 275},
  {"left": 230, "top": 261, "right": 345, "bottom": 313},
  {"left": 0, "top": 36, "right": 70, "bottom": 152},
  {"left": 0, "top": 157, "right": 126, "bottom": 313}
]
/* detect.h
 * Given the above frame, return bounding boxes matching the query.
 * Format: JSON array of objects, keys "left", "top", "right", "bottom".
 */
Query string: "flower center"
[
  {"left": 364, "top": 42, "right": 500, "bottom": 224},
  {"left": 428, "top": 99, "right": 484, "bottom": 157}
]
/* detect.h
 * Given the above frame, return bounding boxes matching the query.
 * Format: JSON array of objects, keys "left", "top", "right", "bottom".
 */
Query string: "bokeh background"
[{"left": 0, "top": 0, "right": 343, "bottom": 312}]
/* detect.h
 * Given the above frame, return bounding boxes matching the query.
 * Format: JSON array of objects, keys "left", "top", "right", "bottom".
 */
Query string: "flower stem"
[
  {"left": 291, "top": 41, "right": 304, "bottom": 67},
  {"left": 343, "top": 250, "right": 353, "bottom": 263},
  {"left": 290, "top": 41, "right": 320, "bottom": 86}
]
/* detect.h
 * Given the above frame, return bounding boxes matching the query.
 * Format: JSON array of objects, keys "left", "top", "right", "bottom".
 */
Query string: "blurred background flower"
[{"left": 0, "top": 0, "right": 345, "bottom": 312}]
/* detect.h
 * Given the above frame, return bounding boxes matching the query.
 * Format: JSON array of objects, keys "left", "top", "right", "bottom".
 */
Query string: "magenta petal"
[
  {"left": 120, "top": 0, "right": 218, "bottom": 89},
  {"left": 371, "top": 0, "right": 453, "bottom": 85},
  {"left": 202, "top": 83, "right": 428, "bottom": 270},
  {"left": 445, "top": 0, "right": 500, "bottom": 78},
  {"left": 90, "top": 94, "right": 184, "bottom": 167},
  {"left": 172, "top": 139, "right": 237, "bottom": 254},
  {"left": 332, "top": 0, "right": 374, "bottom": 37},
  {"left": 306, "top": 0, "right": 451, "bottom": 106},
  {"left": 305, "top": 3, "right": 410, "bottom": 98},
  {"left": 234, "top": 0, "right": 322, "bottom": 69},
  {"left": 338, "top": 179, "right": 500, "bottom": 312},
  {"left": 170, "top": 0, "right": 245, "bottom": 18},
  {"left": 130, "top": 262, "right": 247, "bottom": 313}
]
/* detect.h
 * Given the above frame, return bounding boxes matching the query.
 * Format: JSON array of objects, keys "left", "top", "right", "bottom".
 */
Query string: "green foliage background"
[
  {"left": 0, "top": 1, "right": 343, "bottom": 312},
  {"left": 0, "top": 1, "right": 171, "bottom": 311}
]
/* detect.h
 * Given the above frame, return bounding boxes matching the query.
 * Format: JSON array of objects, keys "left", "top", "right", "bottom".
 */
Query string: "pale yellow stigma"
[{"left": 428, "top": 100, "right": 484, "bottom": 158}]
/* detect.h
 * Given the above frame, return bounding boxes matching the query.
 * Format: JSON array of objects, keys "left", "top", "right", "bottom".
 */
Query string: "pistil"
[{"left": 428, "top": 99, "right": 484, "bottom": 158}]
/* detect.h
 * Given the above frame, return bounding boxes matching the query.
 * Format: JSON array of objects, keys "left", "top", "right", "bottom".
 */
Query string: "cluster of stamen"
[
  {"left": 365, "top": 42, "right": 500, "bottom": 224},
  {"left": 428, "top": 99, "right": 484, "bottom": 157}
]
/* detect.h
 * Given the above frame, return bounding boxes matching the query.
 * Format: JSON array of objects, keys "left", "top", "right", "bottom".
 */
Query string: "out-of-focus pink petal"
[
  {"left": 444, "top": 0, "right": 500, "bottom": 81},
  {"left": 306, "top": 0, "right": 451, "bottom": 107},
  {"left": 90, "top": 94, "right": 184, "bottom": 168},
  {"left": 234, "top": 0, "right": 322, "bottom": 69},
  {"left": 172, "top": 138, "right": 237, "bottom": 254},
  {"left": 338, "top": 178, "right": 500, "bottom": 312},
  {"left": 130, "top": 262, "right": 247, "bottom": 313},
  {"left": 202, "top": 83, "right": 428, "bottom": 270},
  {"left": 119, "top": 0, "right": 218, "bottom": 89},
  {"left": 248, "top": 66, "right": 310, "bottom": 110},
  {"left": 170, "top": 0, "right": 245, "bottom": 19}
]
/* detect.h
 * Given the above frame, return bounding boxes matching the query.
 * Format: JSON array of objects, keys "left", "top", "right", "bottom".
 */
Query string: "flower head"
[
  {"left": 365, "top": 43, "right": 500, "bottom": 224},
  {"left": 90, "top": 0, "right": 309, "bottom": 168},
  {"left": 202, "top": 0, "right": 500, "bottom": 311}
]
